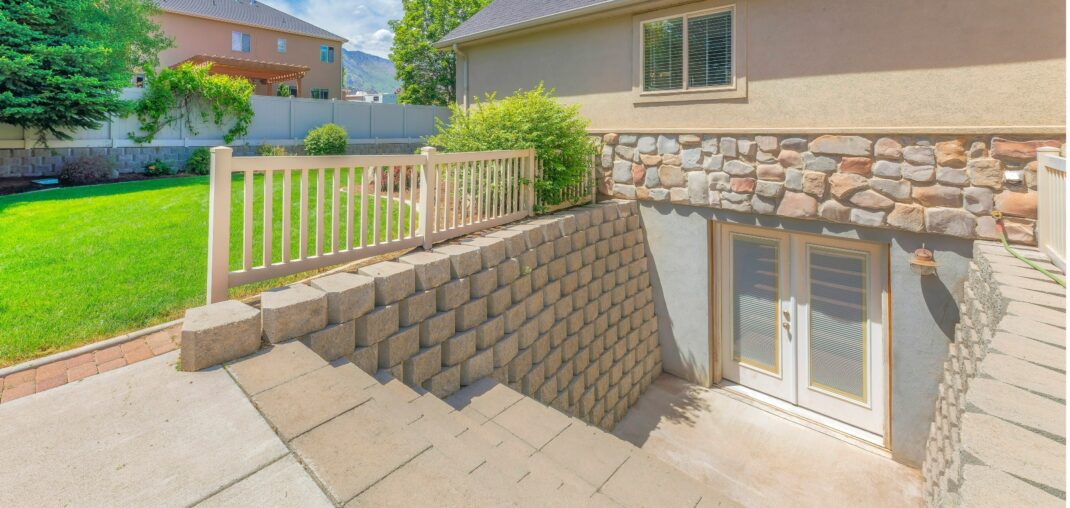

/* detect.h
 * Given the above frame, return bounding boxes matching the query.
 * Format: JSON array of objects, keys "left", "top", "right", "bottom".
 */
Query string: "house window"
[
  {"left": 641, "top": 7, "right": 733, "bottom": 92},
  {"left": 311, "top": 88, "right": 329, "bottom": 100},
  {"left": 232, "top": 31, "right": 251, "bottom": 52},
  {"left": 320, "top": 45, "right": 335, "bottom": 63},
  {"left": 277, "top": 38, "right": 287, "bottom": 53}
]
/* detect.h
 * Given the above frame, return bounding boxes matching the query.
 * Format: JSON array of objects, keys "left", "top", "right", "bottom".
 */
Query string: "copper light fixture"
[{"left": 910, "top": 245, "right": 937, "bottom": 276}]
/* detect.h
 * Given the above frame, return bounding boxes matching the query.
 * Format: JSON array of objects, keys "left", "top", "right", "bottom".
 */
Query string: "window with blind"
[{"left": 642, "top": 8, "right": 733, "bottom": 92}]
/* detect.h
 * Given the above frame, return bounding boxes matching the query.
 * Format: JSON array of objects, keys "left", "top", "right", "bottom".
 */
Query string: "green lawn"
[{"left": 0, "top": 171, "right": 411, "bottom": 366}]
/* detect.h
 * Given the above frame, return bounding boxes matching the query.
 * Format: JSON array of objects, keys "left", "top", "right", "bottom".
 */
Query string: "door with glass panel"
[{"left": 718, "top": 224, "right": 886, "bottom": 436}]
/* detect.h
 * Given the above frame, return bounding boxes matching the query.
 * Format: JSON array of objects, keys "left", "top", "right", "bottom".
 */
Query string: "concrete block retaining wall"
[
  {"left": 0, "top": 141, "right": 422, "bottom": 178},
  {"left": 922, "top": 242, "right": 1066, "bottom": 506},
  {"left": 598, "top": 133, "right": 1064, "bottom": 244},
  {"left": 183, "top": 199, "right": 662, "bottom": 432}
]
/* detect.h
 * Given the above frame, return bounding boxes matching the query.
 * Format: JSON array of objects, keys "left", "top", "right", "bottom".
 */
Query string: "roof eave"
[
  {"left": 160, "top": 7, "right": 349, "bottom": 43},
  {"left": 434, "top": 0, "right": 638, "bottom": 49}
]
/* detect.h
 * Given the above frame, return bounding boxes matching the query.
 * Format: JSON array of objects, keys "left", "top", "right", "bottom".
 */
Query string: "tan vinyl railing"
[
  {"left": 1036, "top": 146, "right": 1066, "bottom": 271},
  {"left": 535, "top": 154, "right": 598, "bottom": 213},
  {"left": 206, "top": 146, "right": 535, "bottom": 303}
]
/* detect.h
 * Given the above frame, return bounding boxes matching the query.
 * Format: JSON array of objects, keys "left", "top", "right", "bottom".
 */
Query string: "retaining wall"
[{"left": 183, "top": 200, "right": 662, "bottom": 431}]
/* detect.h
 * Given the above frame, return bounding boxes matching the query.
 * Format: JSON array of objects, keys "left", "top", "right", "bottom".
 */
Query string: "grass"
[{"left": 0, "top": 171, "right": 412, "bottom": 367}]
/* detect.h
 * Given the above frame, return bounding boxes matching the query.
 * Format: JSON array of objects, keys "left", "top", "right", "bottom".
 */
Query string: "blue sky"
[{"left": 260, "top": 0, "right": 403, "bottom": 58}]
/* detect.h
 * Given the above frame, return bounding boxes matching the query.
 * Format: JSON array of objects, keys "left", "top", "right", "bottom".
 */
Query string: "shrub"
[
  {"left": 304, "top": 123, "right": 348, "bottom": 155},
  {"left": 276, "top": 84, "right": 291, "bottom": 97},
  {"left": 185, "top": 147, "right": 210, "bottom": 175},
  {"left": 428, "top": 83, "right": 595, "bottom": 207},
  {"left": 129, "top": 63, "right": 255, "bottom": 145},
  {"left": 257, "top": 144, "right": 288, "bottom": 156},
  {"left": 144, "top": 158, "right": 173, "bottom": 176},
  {"left": 59, "top": 155, "right": 115, "bottom": 184}
]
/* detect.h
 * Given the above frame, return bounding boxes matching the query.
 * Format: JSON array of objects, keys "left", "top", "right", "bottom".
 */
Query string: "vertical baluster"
[
  {"left": 263, "top": 169, "right": 273, "bottom": 267},
  {"left": 300, "top": 169, "right": 309, "bottom": 259},
  {"left": 373, "top": 166, "right": 381, "bottom": 245},
  {"left": 243, "top": 170, "right": 253, "bottom": 271},
  {"left": 474, "top": 160, "right": 483, "bottom": 223},
  {"left": 507, "top": 157, "right": 515, "bottom": 215},
  {"left": 461, "top": 161, "right": 470, "bottom": 226},
  {"left": 397, "top": 166, "right": 407, "bottom": 239},
  {"left": 386, "top": 166, "right": 394, "bottom": 243},
  {"left": 331, "top": 167, "right": 340, "bottom": 253},
  {"left": 282, "top": 169, "right": 291, "bottom": 263},
  {"left": 408, "top": 165, "right": 417, "bottom": 238},
  {"left": 347, "top": 166, "right": 355, "bottom": 250},
  {"left": 316, "top": 168, "right": 325, "bottom": 257},
  {"left": 449, "top": 163, "right": 457, "bottom": 229},
  {"left": 359, "top": 167, "right": 368, "bottom": 248}
]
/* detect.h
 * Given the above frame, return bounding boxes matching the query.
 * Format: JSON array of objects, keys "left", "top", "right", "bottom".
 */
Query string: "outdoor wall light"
[
  {"left": 910, "top": 246, "right": 938, "bottom": 276},
  {"left": 1003, "top": 168, "right": 1025, "bottom": 184}
]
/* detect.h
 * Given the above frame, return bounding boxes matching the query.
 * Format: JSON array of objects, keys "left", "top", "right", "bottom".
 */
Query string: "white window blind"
[
  {"left": 688, "top": 11, "right": 732, "bottom": 88},
  {"left": 232, "top": 32, "right": 250, "bottom": 52},
  {"left": 808, "top": 247, "right": 867, "bottom": 401},
  {"left": 642, "top": 8, "right": 733, "bottom": 92},
  {"left": 731, "top": 235, "right": 779, "bottom": 373}
]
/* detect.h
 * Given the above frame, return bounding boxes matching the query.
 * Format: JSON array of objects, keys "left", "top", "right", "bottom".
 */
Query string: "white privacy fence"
[
  {"left": 1036, "top": 146, "right": 1066, "bottom": 271},
  {"left": 207, "top": 146, "right": 539, "bottom": 303},
  {"left": 0, "top": 88, "right": 450, "bottom": 149}
]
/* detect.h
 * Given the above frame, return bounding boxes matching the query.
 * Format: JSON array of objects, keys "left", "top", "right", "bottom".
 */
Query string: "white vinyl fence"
[
  {"left": 207, "top": 146, "right": 537, "bottom": 303},
  {"left": 1036, "top": 146, "right": 1066, "bottom": 271},
  {"left": 0, "top": 88, "right": 450, "bottom": 149}
]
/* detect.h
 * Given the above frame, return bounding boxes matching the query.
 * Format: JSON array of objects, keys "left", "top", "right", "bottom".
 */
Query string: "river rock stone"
[
  {"left": 603, "top": 133, "right": 619, "bottom": 144},
  {"left": 829, "top": 173, "right": 868, "bottom": 199},
  {"left": 990, "top": 137, "right": 1061, "bottom": 161},
  {"left": 874, "top": 137, "right": 902, "bottom": 159},
  {"left": 730, "top": 177, "right": 756, "bottom": 193},
  {"left": 687, "top": 171, "right": 708, "bottom": 204},
  {"left": 612, "top": 160, "right": 633, "bottom": 183},
  {"left": 702, "top": 135, "right": 719, "bottom": 154},
  {"left": 640, "top": 153, "right": 662, "bottom": 166},
  {"left": 785, "top": 169, "right": 804, "bottom": 191},
  {"left": 649, "top": 188, "right": 669, "bottom": 201},
  {"left": 752, "top": 195, "right": 777, "bottom": 214},
  {"left": 887, "top": 203, "right": 925, "bottom": 232},
  {"left": 644, "top": 167, "right": 660, "bottom": 188},
  {"left": 850, "top": 189, "right": 895, "bottom": 211},
  {"left": 967, "top": 158, "right": 1004, "bottom": 189},
  {"left": 615, "top": 145, "right": 635, "bottom": 161},
  {"left": 902, "top": 163, "right": 936, "bottom": 183},
  {"left": 619, "top": 134, "right": 638, "bottom": 146},
  {"left": 631, "top": 163, "right": 645, "bottom": 186},
  {"left": 776, "top": 192, "right": 818, "bottom": 218},
  {"left": 778, "top": 150, "right": 802, "bottom": 169},
  {"left": 780, "top": 138, "right": 808, "bottom": 152},
  {"left": 720, "top": 137, "right": 738, "bottom": 158},
  {"left": 903, "top": 146, "right": 936, "bottom": 165},
  {"left": 637, "top": 136, "right": 657, "bottom": 154},
  {"left": 703, "top": 154, "right": 724, "bottom": 171},
  {"left": 724, "top": 160, "right": 755, "bottom": 177},
  {"left": 850, "top": 208, "right": 886, "bottom": 227},
  {"left": 935, "top": 139, "right": 967, "bottom": 168},
  {"left": 658, "top": 165, "right": 685, "bottom": 187},
  {"left": 839, "top": 157, "right": 873, "bottom": 176},
  {"left": 869, "top": 178, "right": 911, "bottom": 202},
  {"left": 738, "top": 139, "right": 758, "bottom": 158},
  {"left": 681, "top": 148, "right": 703, "bottom": 170},
  {"left": 657, "top": 135, "right": 681, "bottom": 154},
  {"left": 810, "top": 135, "right": 872, "bottom": 156},
  {"left": 802, "top": 171, "right": 828, "bottom": 198},
  {"left": 913, "top": 185, "right": 963, "bottom": 207},
  {"left": 936, "top": 167, "right": 970, "bottom": 186},
  {"left": 755, "top": 181, "right": 784, "bottom": 199},
  {"left": 613, "top": 184, "right": 636, "bottom": 199},
  {"left": 679, "top": 134, "right": 702, "bottom": 146},
  {"left": 802, "top": 152, "right": 837, "bottom": 173},
  {"left": 819, "top": 200, "right": 852, "bottom": 222},
  {"left": 994, "top": 190, "right": 1037, "bottom": 218},
  {"left": 708, "top": 172, "right": 730, "bottom": 191},
  {"left": 756, "top": 163, "right": 786, "bottom": 181},
  {"left": 963, "top": 187, "right": 993, "bottom": 215},
  {"left": 756, "top": 136, "right": 779, "bottom": 153},
  {"left": 925, "top": 208, "right": 976, "bottom": 236},
  {"left": 873, "top": 160, "right": 902, "bottom": 179}
]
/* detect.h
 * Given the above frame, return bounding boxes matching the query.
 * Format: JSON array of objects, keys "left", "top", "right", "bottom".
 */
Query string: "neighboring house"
[
  {"left": 437, "top": 0, "right": 1065, "bottom": 468},
  {"left": 345, "top": 91, "right": 398, "bottom": 104},
  {"left": 154, "top": 0, "right": 346, "bottom": 99}
]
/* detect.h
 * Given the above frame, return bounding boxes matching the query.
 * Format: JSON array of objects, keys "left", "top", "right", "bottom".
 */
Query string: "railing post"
[
  {"left": 419, "top": 146, "right": 438, "bottom": 250},
  {"left": 527, "top": 149, "right": 537, "bottom": 217},
  {"left": 207, "top": 146, "right": 233, "bottom": 303}
]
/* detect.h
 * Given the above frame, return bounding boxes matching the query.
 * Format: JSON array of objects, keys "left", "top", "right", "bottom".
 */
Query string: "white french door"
[{"left": 717, "top": 223, "right": 887, "bottom": 436}]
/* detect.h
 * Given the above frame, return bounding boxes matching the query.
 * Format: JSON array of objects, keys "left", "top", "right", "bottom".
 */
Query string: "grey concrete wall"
[{"left": 638, "top": 200, "right": 973, "bottom": 466}]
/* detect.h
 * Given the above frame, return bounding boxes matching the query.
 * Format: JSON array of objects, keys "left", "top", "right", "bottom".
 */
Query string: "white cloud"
[{"left": 261, "top": 0, "right": 403, "bottom": 58}]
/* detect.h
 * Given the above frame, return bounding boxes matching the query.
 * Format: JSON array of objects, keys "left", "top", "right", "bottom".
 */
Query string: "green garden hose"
[{"left": 991, "top": 211, "right": 1066, "bottom": 288}]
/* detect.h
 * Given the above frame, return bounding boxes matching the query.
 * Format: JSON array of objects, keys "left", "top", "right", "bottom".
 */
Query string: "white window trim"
[{"left": 632, "top": 0, "right": 747, "bottom": 104}]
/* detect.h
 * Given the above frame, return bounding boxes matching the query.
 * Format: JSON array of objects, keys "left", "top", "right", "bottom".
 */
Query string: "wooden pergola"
[{"left": 175, "top": 55, "right": 310, "bottom": 95}]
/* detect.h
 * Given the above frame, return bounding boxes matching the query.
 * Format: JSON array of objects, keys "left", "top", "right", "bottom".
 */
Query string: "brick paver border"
[{"left": 0, "top": 325, "right": 181, "bottom": 404}]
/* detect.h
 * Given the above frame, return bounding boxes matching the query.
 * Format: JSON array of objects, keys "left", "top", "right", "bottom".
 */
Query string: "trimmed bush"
[
  {"left": 257, "top": 144, "right": 288, "bottom": 156},
  {"left": 186, "top": 147, "right": 210, "bottom": 175},
  {"left": 144, "top": 158, "right": 173, "bottom": 176},
  {"left": 59, "top": 155, "right": 114, "bottom": 184},
  {"left": 428, "top": 83, "right": 595, "bottom": 207},
  {"left": 304, "top": 123, "right": 347, "bottom": 155}
]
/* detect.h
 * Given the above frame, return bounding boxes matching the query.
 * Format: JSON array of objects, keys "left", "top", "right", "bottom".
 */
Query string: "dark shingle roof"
[
  {"left": 159, "top": 0, "right": 347, "bottom": 42},
  {"left": 437, "top": 0, "right": 626, "bottom": 47}
]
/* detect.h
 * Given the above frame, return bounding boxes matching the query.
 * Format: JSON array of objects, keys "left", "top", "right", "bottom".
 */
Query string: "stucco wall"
[
  {"left": 638, "top": 201, "right": 973, "bottom": 466},
  {"left": 157, "top": 12, "right": 343, "bottom": 100},
  {"left": 458, "top": 0, "right": 1065, "bottom": 133}
]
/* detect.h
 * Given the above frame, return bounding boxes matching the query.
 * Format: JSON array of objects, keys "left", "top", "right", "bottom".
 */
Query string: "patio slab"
[
  {"left": 0, "top": 351, "right": 290, "bottom": 507},
  {"left": 613, "top": 373, "right": 923, "bottom": 508}
]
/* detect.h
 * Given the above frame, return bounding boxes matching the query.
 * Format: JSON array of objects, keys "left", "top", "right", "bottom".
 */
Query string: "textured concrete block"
[
  {"left": 261, "top": 284, "right": 328, "bottom": 344},
  {"left": 419, "top": 310, "right": 455, "bottom": 347},
  {"left": 456, "top": 298, "right": 487, "bottom": 331},
  {"left": 485, "top": 229, "right": 528, "bottom": 257},
  {"left": 349, "top": 344, "right": 378, "bottom": 374},
  {"left": 302, "top": 321, "right": 355, "bottom": 361},
  {"left": 494, "top": 333, "right": 519, "bottom": 367},
  {"left": 487, "top": 287, "right": 512, "bottom": 317},
  {"left": 461, "top": 349, "right": 494, "bottom": 385},
  {"left": 508, "top": 347, "right": 533, "bottom": 383},
  {"left": 423, "top": 365, "right": 460, "bottom": 398},
  {"left": 399, "top": 289, "right": 436, "bottom": 326},
  {"left": 475, "top": 315, "right": 505, "bottom": 349},
  {"left": 469, "top": 267, "right": 498, "bottom": 298},
  {"left": 378, "top": 326, "right": 420, "bottom": 368},
  {"left": 358, "top": 262, "right": 416, "bottom": 305},
  {"left": 442, "top": 330, "right": 477, "bottom": 366},
  {"left": 436, "top": 278, "right": 470, "bottom": 311},
  {"left": 181, "top": 300, "right": 262, "bottom": 371},
  {"left": 462, "top": 236, "right": 507, "bottom": 268},
  {"left": 398, "top": 251, "right": 451, "bottom": 290},
  {"left": 309, "top": 273, "right": 374, "bottom": 324},
  {"left": 503, "top": 303, "right": 527, "bottom": 333},
  {"left": 403, "top": 346, "right": 442, "bottom": 386},
  {"left": 497, "top": 258, "right": 520, "bottom": 285},
  {"left": 355, "top": 305, "right": 399, "bottom": 346},
  {"left": 433, "top": 244, "right": 482, "bottom": 278}
]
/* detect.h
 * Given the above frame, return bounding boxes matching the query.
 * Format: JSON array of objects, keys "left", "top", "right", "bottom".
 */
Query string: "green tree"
[
  {"left": 0, "top": 0, "right": 171, "bottom": 143},
  {"left": 388, "top": 0, "right": 490, "bottom": 106}
]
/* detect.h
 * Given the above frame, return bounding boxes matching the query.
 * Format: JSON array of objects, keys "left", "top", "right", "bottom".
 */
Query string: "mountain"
[{"left": 342, "top": 49, "right": 401, "bottom": 94}]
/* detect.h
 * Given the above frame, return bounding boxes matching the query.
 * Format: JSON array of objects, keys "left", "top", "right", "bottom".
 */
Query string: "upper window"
[
  {"left": 232, "top": 31, "right": 251, "bottom": 52},
  {"left": 277, "top": 38, "right": 287, "bottom": 53},
  {"left": 642, "top": 8, "right": 732, "bottom": 92},
  {"left": 320, "top": 45, "right": 335, "bottom": 63},
  {"left": 311, "top": 88, "right": 329, "bottom": 100}
]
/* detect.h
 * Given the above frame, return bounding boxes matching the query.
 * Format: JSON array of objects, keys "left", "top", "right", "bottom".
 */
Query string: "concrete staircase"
[{"left": 225, "top": 340, "right": 739, "bottom": 507}]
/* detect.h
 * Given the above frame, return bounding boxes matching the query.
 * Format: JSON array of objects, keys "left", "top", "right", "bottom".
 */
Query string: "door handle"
[{"left": 781, "top": 311, "right": 791, "bottom": 338}]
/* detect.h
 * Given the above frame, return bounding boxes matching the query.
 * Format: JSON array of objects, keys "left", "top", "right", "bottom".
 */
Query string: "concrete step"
[{"left": 447, "top": 378, "right": 740, "bottom": 507}]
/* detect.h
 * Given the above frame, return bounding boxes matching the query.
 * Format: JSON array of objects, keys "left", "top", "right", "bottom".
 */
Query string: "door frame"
[{"left": 708, "top": 220, "right": 892, "bottom": 445}]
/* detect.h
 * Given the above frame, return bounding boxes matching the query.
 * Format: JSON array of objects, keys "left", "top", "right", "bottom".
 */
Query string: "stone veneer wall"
[
  {"left": 0, "top": 141, "right": 422, "bottom": 178},
  {"left": 183, "top": 200, "right": 661, "bottom": 432},
  {"left": 599, "top": 133, "right": 1063, "bottom": 244},
  {"left": 922, "top": 242, "right": 1065, "bottom": 506}
]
